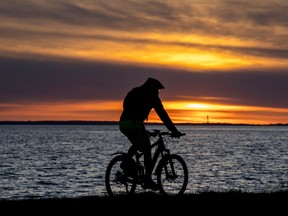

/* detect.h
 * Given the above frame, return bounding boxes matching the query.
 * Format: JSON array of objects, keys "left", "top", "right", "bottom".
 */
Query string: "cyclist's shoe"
[{"left": 143, "top": 180, "right": 159, "bottom": 191}]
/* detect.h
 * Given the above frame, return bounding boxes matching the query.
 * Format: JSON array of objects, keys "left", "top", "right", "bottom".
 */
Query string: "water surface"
[{"left": 0, "top": 124, "right": 287, "bottom": 200}]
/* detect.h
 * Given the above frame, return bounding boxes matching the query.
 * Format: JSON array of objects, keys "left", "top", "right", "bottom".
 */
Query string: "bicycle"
[{"left": 105, "top": 129, "right": 188, "bottom": 196}]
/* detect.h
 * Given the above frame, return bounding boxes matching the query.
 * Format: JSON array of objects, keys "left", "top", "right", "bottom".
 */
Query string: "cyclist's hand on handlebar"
[{"left": 171, "top": 130, "right": 185, "bottom": 138}]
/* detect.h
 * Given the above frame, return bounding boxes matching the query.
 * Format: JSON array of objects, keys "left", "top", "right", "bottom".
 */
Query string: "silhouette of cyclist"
[{"left": 119, "top": 77, "right": 183, "bottom": 190}]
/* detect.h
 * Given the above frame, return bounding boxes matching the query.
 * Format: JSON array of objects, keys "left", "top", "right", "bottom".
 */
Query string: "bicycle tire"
[
  {"left": 105, "top": 154, "right": 137, "bottom": 196},
  {"left": 156, "top": 154, "right": 188, "bottom": 196}
]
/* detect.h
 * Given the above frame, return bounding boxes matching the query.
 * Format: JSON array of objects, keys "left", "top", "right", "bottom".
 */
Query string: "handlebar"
[{"left": 147, "top": 129, "right": 186, "bottom": 138}]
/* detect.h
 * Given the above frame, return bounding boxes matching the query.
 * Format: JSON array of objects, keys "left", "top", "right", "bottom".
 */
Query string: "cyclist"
[{"left": 119, "top": 77, "right": 183, "bottom": 190}]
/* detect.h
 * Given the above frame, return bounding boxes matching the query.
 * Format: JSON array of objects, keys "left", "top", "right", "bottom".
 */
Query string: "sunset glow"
[
  {"left": 1, "top": 0, "right": 288, "bottom": 124},
  {"left": 149, "top": 101, "right": 288, "bottom": 124},
  {"left": 2, "top": 30, "right": 286, "bottom": 71},
  {"left": 1, "top": 100, "right": 288, "bottom": 125}
]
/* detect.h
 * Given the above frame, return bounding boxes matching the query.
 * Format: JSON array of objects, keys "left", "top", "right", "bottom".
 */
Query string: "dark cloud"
[
  {"left": 2, "top": 0, "right": 287, "bottom": 36},
  {"left": 1, "top": 57, "right": 288, "bottom": 109},
  {"left": 208, "top": 1, "right": 288, "bottom": 27},
  {"left": 161, "top": 69, "right": 288, "bottom": 109},
  {"left": 0, "top": 0, "right": 181, "bottom": 31}
]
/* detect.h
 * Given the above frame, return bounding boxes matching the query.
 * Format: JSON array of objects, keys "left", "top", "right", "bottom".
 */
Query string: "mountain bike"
[{"left": 105, "top": 129, "right": 188, "bottom": 196}]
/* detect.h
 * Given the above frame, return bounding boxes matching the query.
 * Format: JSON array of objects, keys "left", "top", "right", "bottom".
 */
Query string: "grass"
[{"left": 1, "top": 191, "right": 287, "bottom": 213}]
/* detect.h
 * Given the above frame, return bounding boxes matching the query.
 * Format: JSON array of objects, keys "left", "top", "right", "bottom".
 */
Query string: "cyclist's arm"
[{"left": 154, "top": 97, "right": 179, "bottom": 133}]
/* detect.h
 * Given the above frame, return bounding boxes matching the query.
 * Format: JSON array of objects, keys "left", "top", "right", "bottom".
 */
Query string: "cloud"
[
  {"left": 1, "top": 57, "right": 288, "bottom": 109},
  {"left": 1, "top": 0, "right": 287, "bottom": 68},
  {"left": 0, "top": 0, "right": 179, "bottom": 31},
  {"left": 1, "top": 23, "right": 288, "bottom": 64},
  {"left": 1, "top": 0, "right": 288, "bottom": 36}
]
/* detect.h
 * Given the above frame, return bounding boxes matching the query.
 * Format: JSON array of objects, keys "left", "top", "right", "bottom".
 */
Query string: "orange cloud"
[
  {"left": 147, "top": 100, "right": 288, "bottom": 124},
  {"left": 0, "top": 101, "right": 122, "bottom": 121},
  {"left": 1, "top": 99, "right": 288, "bottom": 124}
]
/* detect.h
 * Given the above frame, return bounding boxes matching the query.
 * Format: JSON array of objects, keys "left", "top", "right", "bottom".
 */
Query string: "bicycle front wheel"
[
  {"left": 105, "top": 155, "right": 137, "bottom": 196},
  {"left": 157, "top": 154, "right": 188, "bottom": 196}
]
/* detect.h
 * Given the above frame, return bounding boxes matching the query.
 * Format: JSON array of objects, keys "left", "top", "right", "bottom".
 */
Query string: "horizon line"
[{"left": 0, "top": 120, "right": 287, "bottom": 126}]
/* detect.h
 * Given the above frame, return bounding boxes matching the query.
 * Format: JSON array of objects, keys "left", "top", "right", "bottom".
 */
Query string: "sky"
[{"left": 1, "top": 0, "right": 288, "bottom": 124}]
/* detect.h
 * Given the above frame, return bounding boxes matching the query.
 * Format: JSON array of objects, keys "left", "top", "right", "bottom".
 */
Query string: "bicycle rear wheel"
[
  {"left": 105, "top": 154, "right": 137, "bottom": 196},
  {"left": 157, "top": 154, "right": 188, "bottom": 196}
]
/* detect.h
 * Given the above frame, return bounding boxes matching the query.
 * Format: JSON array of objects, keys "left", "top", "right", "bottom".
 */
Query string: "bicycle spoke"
[
  {"left": 105, "top": 155, "right": 137, "bottom": 196},
  {"left": 157, "top": 154, "right": 188, "bottom": 196}
]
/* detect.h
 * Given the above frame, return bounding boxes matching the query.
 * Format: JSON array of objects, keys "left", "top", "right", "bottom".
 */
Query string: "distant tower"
[{"left": 207, "top": 115, "right": 209, "bottom": 124}]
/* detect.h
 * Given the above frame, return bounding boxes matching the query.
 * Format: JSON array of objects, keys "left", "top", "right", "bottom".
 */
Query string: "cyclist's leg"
[
  {"left": 119, "top": 121, "right": 142, "bottom": 175},
  {"left": 126, "top": 144, "right": 137, "bottom": 158},
  {"left": 139, "top": 133, "right": 152, "bottom": 178},
  {"left": 119, "top": 121, "right": 158, "bottom": 189},
  {"left": 119, "top": 120, "right": 147, "bottom": 156},
  {"left": 131, "top": 127, "right": 158, "bottom": 190}
]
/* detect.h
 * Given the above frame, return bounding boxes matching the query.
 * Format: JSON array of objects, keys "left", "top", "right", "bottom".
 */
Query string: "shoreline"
[{"left": 1, "top": 191, "right": 287, "bottom": 213}]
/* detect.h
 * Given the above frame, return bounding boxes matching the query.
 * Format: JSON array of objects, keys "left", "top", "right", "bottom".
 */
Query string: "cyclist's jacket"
[{"left": 120, "top": 84, "right": 178, "bottom": 133}]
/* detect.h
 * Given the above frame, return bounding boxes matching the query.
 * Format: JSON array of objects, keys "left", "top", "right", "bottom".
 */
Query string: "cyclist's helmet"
[{"left": 143, "top": 77, "right": 165, "bottom": 90}]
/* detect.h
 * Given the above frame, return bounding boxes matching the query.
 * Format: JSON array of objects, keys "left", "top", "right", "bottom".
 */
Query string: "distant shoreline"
[{"left": 0, "top": 120, "right": 287, "bottom": 126}]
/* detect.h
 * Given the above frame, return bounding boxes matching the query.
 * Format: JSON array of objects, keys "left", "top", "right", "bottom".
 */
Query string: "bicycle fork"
[{"left": 155, "top": 151, "right": 177, "bottom": 180}]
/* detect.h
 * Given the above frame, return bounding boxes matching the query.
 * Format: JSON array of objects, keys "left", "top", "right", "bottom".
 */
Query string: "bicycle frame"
[{"left": 134, "top": 132, "right": 171, "bottom": 178}]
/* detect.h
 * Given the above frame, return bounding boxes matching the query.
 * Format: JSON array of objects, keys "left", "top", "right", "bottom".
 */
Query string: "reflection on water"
[{"left": 0, "top": 124, "right": 287, "bottom": 199}]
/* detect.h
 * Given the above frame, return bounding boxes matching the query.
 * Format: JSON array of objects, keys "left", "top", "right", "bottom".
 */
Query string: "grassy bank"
[{"left": 1, "top": 191, "right": 287, "bottom": 213}]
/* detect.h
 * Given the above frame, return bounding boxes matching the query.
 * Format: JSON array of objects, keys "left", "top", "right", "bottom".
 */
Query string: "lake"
[{"left": 0, "top": 124, "right": 287, "bottom": 200}]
